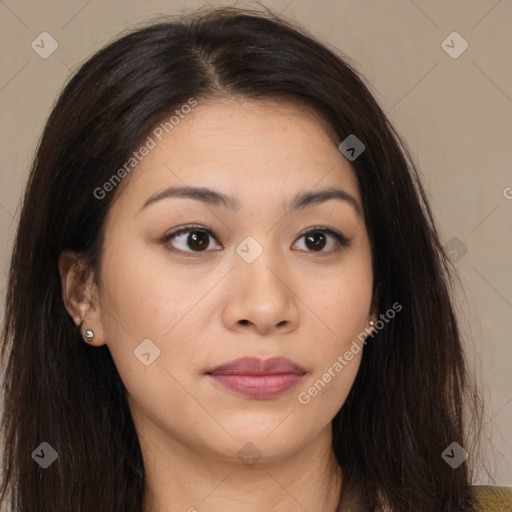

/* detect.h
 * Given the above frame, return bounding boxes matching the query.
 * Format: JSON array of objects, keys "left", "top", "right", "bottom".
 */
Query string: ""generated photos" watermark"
[
  {"left": 93, "top": 98, "right": 198, "bottom": 200},
  {"left": 298, "top": 302, "right": 402, "bottom": 405}
]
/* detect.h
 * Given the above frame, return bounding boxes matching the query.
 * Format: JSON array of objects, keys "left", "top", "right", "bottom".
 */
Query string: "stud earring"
[
  {"left": 369, "top": 320, "right": 375, "bottom": 327},
  {"left": 84, "top": 328, "right": 94, "bottom": 342}
]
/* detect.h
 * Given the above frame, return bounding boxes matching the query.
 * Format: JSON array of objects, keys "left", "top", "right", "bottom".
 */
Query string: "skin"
[{"left": 60, "top": 97, "right": 377, "bottom": 512}]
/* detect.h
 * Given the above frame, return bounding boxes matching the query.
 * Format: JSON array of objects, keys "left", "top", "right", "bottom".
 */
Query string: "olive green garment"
[{"left": 336, "top": 484, "right": 512, "bottom": 511}]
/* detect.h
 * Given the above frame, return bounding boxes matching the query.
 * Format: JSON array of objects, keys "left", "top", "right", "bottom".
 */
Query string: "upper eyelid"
[
  {"left": 163, "top": 224, "right": 343, "bottom": 239},
  {"left": 161, "top": 224, "right": 349, "bottom": 250}
]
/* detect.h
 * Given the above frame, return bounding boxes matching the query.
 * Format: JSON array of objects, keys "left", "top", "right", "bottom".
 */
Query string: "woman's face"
[{"left": 88, "top": 98, "right": 374, "bottom": 464}]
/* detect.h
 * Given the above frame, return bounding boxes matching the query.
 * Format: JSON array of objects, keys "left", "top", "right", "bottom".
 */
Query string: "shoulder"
[
  {"left": 468, "top": 485, "right": 512, "bottom": 510},
  {"left": 337, "top": 483, "right": 512, "bottom": 511},
  {"left": 338, "top": 484, "right": 512, "bottom": 511}
]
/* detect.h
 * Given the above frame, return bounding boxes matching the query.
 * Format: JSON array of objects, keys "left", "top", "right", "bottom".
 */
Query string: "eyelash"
[{"left": 160, "top": 224, "right": 351, "bottom": 258}]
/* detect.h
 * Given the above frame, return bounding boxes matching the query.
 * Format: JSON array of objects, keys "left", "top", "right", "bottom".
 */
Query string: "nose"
[{"left": 221, "top": 246, "right": 300, "bottom": 336}]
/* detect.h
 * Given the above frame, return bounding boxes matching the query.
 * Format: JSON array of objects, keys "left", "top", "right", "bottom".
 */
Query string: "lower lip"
[{"left": 208, "top": 373, "right": 305, "bottom": 399}]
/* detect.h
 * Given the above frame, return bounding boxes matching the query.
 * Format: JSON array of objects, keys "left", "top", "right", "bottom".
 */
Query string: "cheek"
[
  {"left": 297, "top": 305, "right": 364, "bottom": 414},
  {"left": 297, "top": 259, "right": 371, "bottom": 408},
  {"left": 97, "top": 238, "right": 213, "bottom": 382},
  {"left": 99, "top": 237, "right": 194, "bottom": 337},
  {"left": 308, "top": 263, "right": 373, "bottom": 343},
  {"left": 296, "top": 342, "right": 362, "bottom": 422}
]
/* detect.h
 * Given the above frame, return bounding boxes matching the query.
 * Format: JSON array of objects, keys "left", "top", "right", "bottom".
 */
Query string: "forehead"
[{"left": 112, "top": 97, "right": 362, "bottom": 215}]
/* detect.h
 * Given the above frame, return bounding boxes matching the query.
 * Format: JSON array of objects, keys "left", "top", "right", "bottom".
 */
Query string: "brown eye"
[
  {"left": 161, "top": 225, "right": 220, "bottom": 256},
  {"left": 161, "top": 225, "right": 350, "bottom": 258},
  {"left": 304, "top": 232, "right": 328, "bottom": 252},
  {"left": 293, "top": 228, "right": 351, "bottom": 254},
  {"left": 183, "top": 231, "right": 210, "bottom": 251}
]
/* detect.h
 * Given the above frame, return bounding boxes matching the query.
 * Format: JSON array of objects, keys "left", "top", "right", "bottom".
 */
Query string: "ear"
[
  {"left": 58, "top": 250, "right": 106, "bottom": 346},
  {"left": 368, "top": 280, "right": 380, "bottom": 332}
]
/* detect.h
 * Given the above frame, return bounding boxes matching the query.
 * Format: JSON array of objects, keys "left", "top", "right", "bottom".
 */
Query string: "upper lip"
[{"left": 207, "top": 357, "right": 306, "bottom": 375}]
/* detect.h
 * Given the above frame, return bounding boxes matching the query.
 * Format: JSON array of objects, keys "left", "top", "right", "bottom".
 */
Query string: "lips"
[
  {"left": 206, "top": 357, "right": 306, "bottom": 399},
  {"left": 207, "top": 356, "right": 306, "bottom": 376}
]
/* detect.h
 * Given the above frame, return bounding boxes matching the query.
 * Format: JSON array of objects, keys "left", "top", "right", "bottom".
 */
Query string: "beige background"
[{"left": 0, "top": 0, "right": 510, "bottom": 485}]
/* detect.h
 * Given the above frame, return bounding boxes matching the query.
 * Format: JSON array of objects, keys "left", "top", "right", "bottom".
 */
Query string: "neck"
[{"left": 139, "top": 422, "right": 343, "bottom": 512}]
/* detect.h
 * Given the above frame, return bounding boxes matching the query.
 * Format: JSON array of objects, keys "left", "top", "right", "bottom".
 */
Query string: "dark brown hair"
[{"left": 0, "top": 5, "right": 483, "bottom": 511}]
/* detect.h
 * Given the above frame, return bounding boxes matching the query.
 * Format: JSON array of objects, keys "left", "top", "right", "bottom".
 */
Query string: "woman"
[{"left": 1, "top": 5, "right": 510, "bottom": 511}]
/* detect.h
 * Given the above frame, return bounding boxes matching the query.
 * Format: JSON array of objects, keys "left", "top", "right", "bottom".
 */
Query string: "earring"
[
  {"left": 84, "top": 327, "right": 94, "bottom": 343},
  {"left": 369, "top": 320, "right": 375, "bottom": 327}
]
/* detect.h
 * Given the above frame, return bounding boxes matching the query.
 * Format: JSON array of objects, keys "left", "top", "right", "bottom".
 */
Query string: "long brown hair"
[{"left": 0, "top": 5, "right": 483, "bottom": 511}]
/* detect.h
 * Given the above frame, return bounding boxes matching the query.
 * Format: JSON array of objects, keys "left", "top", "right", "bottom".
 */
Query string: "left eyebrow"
[{"left": 139, "top": 184, "right": 362, "bottom": 218}]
